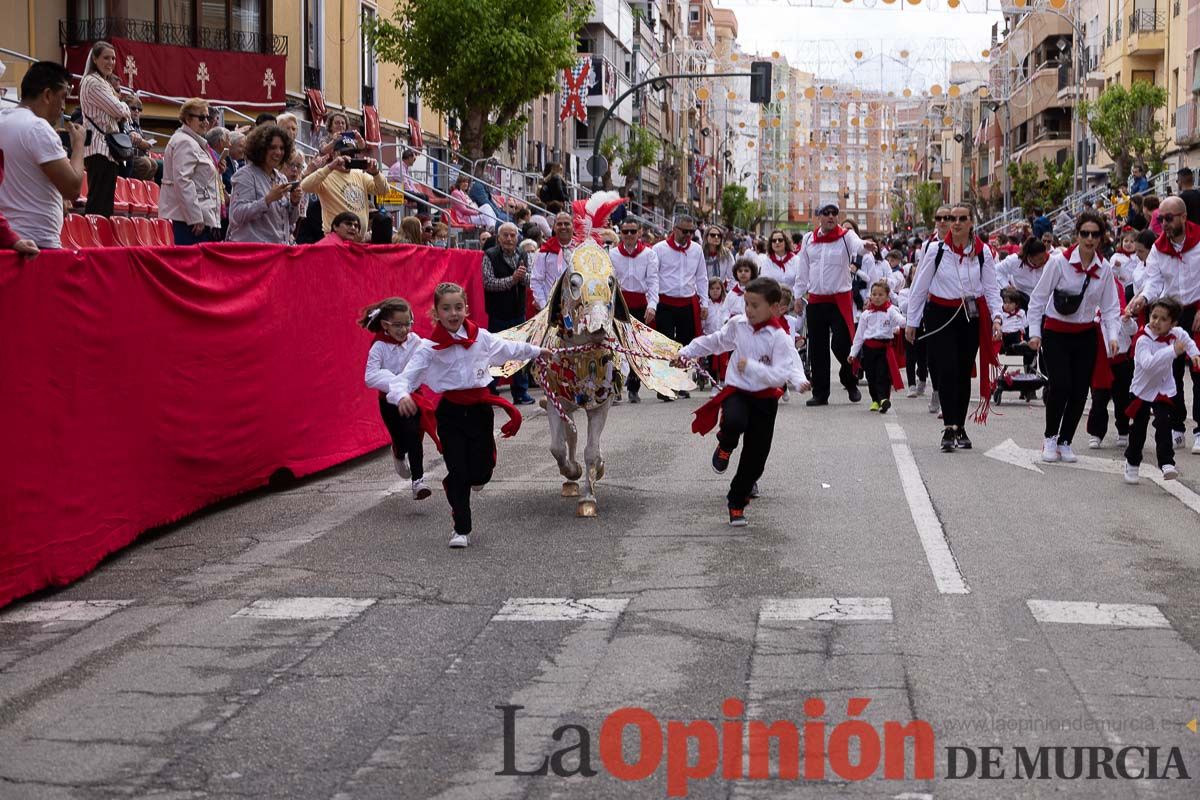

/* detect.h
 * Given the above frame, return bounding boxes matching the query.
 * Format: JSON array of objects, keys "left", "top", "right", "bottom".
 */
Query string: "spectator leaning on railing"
[
  {"left": 0, "top": 61, "right": 85, "bottom": 250},
  {"left": 78, "top": 41, "right": 131, "bottom": 217},
  {"left": 159, "top": 98, "right": 222, "bottom": 244},
  {"left": 227, "top": 123, "right": 303, "bottom": 244}
]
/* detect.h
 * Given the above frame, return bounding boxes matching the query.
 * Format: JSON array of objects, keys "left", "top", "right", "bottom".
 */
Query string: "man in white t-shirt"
[{"left": 0, "top": 61, "right": 85, "bottom": 250}]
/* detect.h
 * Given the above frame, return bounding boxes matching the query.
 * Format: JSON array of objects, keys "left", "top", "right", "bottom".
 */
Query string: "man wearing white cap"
[{"left": 792, "top": 202, "right": 866, "bottom": 405}]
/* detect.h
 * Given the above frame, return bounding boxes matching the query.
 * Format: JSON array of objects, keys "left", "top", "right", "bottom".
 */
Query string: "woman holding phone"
[{"left": 227, "top": 123, "right": 303, "bottom": 244}]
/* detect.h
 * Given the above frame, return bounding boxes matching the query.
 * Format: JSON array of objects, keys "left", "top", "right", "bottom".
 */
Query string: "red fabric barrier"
[{"left": 0, "top": 242, "right": 486, "bottom": 609}]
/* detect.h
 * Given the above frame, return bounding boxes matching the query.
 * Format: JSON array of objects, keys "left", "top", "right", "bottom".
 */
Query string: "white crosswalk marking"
[
  {"left": 1026, "top": 599, "right": 1171, "bottom": 628},
  {"left": 491, "top": 597, "right": 629, "bottom": 621},
  {"left": 760, "top": 596, "right": 893, "bottom": 622},
  {"left": 0, "top": 600, "right": 133, "bottom": 625},
  {"left": 231, "top": 597, "right": 377, "bottom": 620}
]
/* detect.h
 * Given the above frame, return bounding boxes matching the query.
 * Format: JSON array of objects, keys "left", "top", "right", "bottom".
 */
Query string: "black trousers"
[
  {"left": 923, "top": 303, "right": 979, "bottom": 428},
  {"left": 626, "top": 305, "right": 647, "bottom": 394},
  {"left": 84, "top": 154, "right": 119, "bottom": 217},
  {"left": 1169, "top": 305, "right": 1200, "bottom": 433},
  {"left": 1125, "top": 400, "right": 1175, "bottom": 467},
  {"left": 860, "top": 346, "right": 893, "bottom": 402},
  {"left": 655, "top": 300, "right": 698, "bottom": 346},
  {"left": 1041, "top": 328, "right": 1095, "bottom": 445},
  {"left": 436, "top": 401, "right": 495, "bottom": 535},
  {"left": 378, "top": 395, "right": 424, "bottom": 479},
  {"left": 1087, "top": 359, "right": 1133, "bottom": 439},
  {"left": 717, "top": 392, "right": 779, "bottom": 510},
  {"left": 905, "top": 336, "right": 928, "bottom": 386},
  {"left": 806, "top": 302, "right": 856, "bottom": 401}
]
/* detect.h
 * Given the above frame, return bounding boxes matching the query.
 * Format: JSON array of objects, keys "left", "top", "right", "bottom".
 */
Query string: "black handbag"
[
  {"left": 81, "top": 110, "right": 136, "bottom": 161},
  {"left": 1052, "top": 273, "right": 1092, "bottom": 316}
]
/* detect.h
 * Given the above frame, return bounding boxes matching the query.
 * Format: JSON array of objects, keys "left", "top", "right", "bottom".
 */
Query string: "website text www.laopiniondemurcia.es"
[{"left": 495, "top": 699, "right": 1193, "bottom": 797}]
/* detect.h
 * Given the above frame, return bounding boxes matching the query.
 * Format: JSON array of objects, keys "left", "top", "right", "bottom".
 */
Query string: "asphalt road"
[{"left": 2, "top": 379, "right": 1200, "bottom": 799}]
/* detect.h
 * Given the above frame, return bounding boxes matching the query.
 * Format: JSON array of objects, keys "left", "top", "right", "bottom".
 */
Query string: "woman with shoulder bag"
[
  {"left": 79, "top": 41, "right": 132, "bottom": 216},
  {"left": 1026, "top": 211, "right": 1123, "bottom": 463}
]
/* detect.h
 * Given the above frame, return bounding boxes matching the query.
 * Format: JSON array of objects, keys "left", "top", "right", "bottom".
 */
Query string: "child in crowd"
[
  {"left": 361, "top": 297, "right": 432, "bottom": 500},
  {"left": 723, "top": 257, "right": 758, "bottom": 320},
  {"left": 1123, "top": 297, "right": 1200, "bottom": 484},
  {"left": 1088, "top": 300, "right": 1138, "bottom": 449},
  {"left": 705, "top": 277, "right": 730, "bottom": 395},
  {"left": 999, "top": 288, "right": 1028, "bottom": 351},
  {"left": 899, "top": 263, "right": 928, "bottom": 398},
  {"left": 675, "top": 278, "right": 810, "bottom": 527},
  {"left": 849, "top": 280, "right": 906, "bottom": 413},
  {"left": 388, "top": 283, "right": 549, "bottom": 548}
]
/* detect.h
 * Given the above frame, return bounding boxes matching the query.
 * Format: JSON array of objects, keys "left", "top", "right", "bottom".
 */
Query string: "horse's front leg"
[
  {"left": 548, "top": 403, "right": 582, "bottom": 496},
  {"left": 576, "top": 402, "right": 610, "bottom": 517}
]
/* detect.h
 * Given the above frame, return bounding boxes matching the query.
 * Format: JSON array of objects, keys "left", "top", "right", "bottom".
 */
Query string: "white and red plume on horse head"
[{"left": 570, "top": 191, "right": 626, "bottom": 245}]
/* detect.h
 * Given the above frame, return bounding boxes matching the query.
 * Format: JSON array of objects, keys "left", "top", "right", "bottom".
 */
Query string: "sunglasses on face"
[
  {"left": 819, "top": 210, "right": 837, "bottom": 217},
  {"left": 621, "top": 229, "right": 639, "bottom": 235},
  {"left": 1159, "top": 213, "right": 1183, "bottom": 223},
  {"left": 677, "top": 228, "right": 696, "bottom": 235},
  {"left": 708, "top": 233, "right": 723, "bottom": 239},
  {"left": 947, "top": 215, "right": 971, "bottom": 223},
  {"left": 934, "top": 215, "right": 950, "bottom": 222},
  {"left": 1077, "top": 229, "right": 1103, "bottom": 239},
  {"left": 771, "top": 237, "right": 786, "bottom": 243}
]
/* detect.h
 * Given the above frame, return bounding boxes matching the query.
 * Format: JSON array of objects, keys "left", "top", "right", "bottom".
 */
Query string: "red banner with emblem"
[{"left": 65, "top": 37, "right": 286, "bottom": 110}]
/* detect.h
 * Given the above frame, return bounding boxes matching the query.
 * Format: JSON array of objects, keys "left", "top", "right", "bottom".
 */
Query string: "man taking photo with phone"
[{"left": 299, "top": 132, "right": 387, "bottom": 241}]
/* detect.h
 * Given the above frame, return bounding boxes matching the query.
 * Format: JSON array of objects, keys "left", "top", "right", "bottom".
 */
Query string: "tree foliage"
[
  {"left": 600, "top": 125, "right": 661, "bottom": 190},
  {"left": 721, "top": 184, "right": 750, "bottom": 229},
  {"left": 1006, "top": 157, "right": 1075, "bottom": 217},
  {"left": 1079, "top": 81, "right": 1168, "bottom": 186},
  {"left": 914, "top": 182, "right": 943, "bottom": 229},
  {"left": 366, "top": 0, "right": 592, "bottom": 162}
]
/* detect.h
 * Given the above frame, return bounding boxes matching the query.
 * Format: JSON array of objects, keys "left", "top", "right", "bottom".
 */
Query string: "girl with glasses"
[
  {"left": 1026, "top": 211, "right": 1123, "bottom": 463},
  {"left": 758, "top": 229, "right": 797, "bottom": 286}
]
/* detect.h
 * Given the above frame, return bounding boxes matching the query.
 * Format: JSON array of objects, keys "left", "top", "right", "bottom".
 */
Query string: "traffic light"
[{"left": 750, "top": 61, "right": 772, "bottom": 104}]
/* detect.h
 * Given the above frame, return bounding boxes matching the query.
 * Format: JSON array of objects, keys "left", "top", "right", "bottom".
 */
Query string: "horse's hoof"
[
  {"left": 564, "top": 464, "right": 583, "bottom": 481},
  {"left": 576, "top": 500, "right": 598, "bottom": 517},
  {"left": 561, "top": 482, "right": 580, "bottom": 497},
  {"left": 538, "top": 398, "right": 548, "bottom": 410}
]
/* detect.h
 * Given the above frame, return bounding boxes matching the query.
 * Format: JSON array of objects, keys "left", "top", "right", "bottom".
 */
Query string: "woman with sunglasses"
[
  {"left": 759, "top": 229, "right": 797, "bottom": 285},
  {"left": 159, "top": 98, "right": 222, "bottom": 245},
  {"left": 702, "top": 225, "right": 734, "bottom": 284},
  {"left": 905, "top": 203, "right": 1004, "bottom": 452},
  {"left": 1027, "top": 211, "right": 1122, "bottom": 463}
]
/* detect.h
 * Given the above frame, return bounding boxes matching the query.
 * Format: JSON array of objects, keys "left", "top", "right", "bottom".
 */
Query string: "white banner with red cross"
[{"left": 559, "top": 57, "right": 591, "bottom": 123}]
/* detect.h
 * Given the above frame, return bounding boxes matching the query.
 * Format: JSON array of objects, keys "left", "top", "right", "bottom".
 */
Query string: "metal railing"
[
  {"left": 1129, "top": 10, "right": 1165, "bottom": 33},
  {"left": 59, "top": 17, "right": 287, "bottom": 55}
]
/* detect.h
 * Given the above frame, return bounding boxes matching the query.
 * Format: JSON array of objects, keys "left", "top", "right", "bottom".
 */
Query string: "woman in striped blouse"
[{"left": 78, "top": 41, "right": 130, "bottom": 217}]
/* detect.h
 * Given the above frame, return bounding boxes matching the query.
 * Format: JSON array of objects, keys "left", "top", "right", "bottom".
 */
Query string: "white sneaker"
[
  {"left": 906, "top": 385, "right": 919, "bottom": 398},
  {"left": 1123, "top": 461, "right": 1140, "bottom": 484},
  {"left": 448, "top": 533, "right": 469, "bottom": 548},
  {"left": 1162, "top": 464, "right": 1180, "bottom": 481},
  {"left": 1041, "top": 436, "right": 1059, "bottom": 462},
  {"left": 393, "top": 455, "right": 410, "bottom": 479},
  {"left": 412, "top": 477, "right": 432, "bottom": 500},
  {"left": 1173, "top": 430, "right": 1185, "bottom": 448},
  {"left": 928, "top": 391, "right": 940, "bottom": 414},
  {"left": 781, "top": 388, "right": 790, "bottom": 403},
  {"left": 1116, "top": 434, "right": 1129, "bottom": 448},
  {"left": 471, "top": 484, "right": 485, "bottom": 493},
  {"left": 1057, "top": 443, "right": 1078, "bottom": 463},
  {"left": 1087, "top": 435, "right": 1102, "bottom": 449},
  {"left": 1192, "top": 434, "right": 1200, "bottom": 454},
  {"left": 917, "top": 380, "right": 927, "bottom": 396}
]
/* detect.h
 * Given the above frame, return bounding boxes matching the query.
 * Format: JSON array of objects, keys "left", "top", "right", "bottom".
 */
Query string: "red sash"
[
  {"left": 692, "top": 385, "right": 784, "bottom": 436},
  {"left": 1043, "top": 318, "right": 1114, "bottom": 390},
  {"left": 621, "top": 290, "right": 647, "bottom": 312},
  {"left": 807, "top": 291, "right": 856, "bottom": 340},
  {"left": 1125, "top": 393, "right": 1174, "bottom": 419},
  {"left": 411, "top": 386, "right": 522, "bottom": 454},
  {"left": 864, "top": 338, "right": 904, "bottom": 391},
  {"left": 929, "top": 294, "right": 1001, "bottom": 401},
  {"left": 658, "top": 293, "right": 702, "bottom": 336}
]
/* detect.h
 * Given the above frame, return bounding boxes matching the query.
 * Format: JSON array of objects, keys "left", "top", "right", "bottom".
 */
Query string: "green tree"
[
  {"left": 366, "top": 0, "right": 592, "bottom": 163},
  {"left": 1042, "top": 157, "right": 1074, "bottom": 210},
  {"left": 914, "top": 182, "right": 943, "bottom": 229},
  {"left": 721, "top": 184, "right": 750, "bottom": 229},
  {"left": 1079, "top": 81, "right": 1168, "bottom": 186},
  {"left": 1007, "top": 157, "right": 1076, "bottom": 217},
  {"left": 600, "top": 125, "right": 661, "bottom": 191},
  {"left": 1007, "top": 161, "right": 1042, "bottom": 217}
]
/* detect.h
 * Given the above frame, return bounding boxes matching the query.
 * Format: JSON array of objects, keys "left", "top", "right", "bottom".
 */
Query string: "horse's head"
[{"left": 551, "top": 241, "right": 628, "bottom": 339}]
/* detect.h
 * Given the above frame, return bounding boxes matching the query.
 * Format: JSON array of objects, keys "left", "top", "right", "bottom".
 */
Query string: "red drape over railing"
[{"left": 0, "top": 242, "right": 486, "bottom": 608}]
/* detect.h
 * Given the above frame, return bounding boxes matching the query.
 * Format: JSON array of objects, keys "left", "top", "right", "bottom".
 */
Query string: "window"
[
  {"left": 361, "top": 4, "right": 377, "bottom": 106},
  {"left": 407, "top": 85, "right": 420, "bottom": 121},
  {"left": 304, "top": 0, "right": 321, "bottom": 89}
]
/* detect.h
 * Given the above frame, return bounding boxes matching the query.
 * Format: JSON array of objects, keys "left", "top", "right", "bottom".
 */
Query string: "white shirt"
[
  {"left": 652, "top": 239, "right": 709, "bottom": 308},
  {"left": 1000, "top": 309, "right": 1027, "bottom": 334},
  {"left": 1026, "top": 249, "right": 1121, "bottom": 343},
  {"left": 792, "top": 228, "right": 865, "bottom": 297},
  {"left": 906, "top": 239, "right": 1004, "bottom": 329},
  {"left": 1130, "top": 327, "right": 1200, "bottom": 401},
  {"left": 679, "top": 316, "right": 806, "bottom": 391},
  {"left": 530, "top": 243, "right": 574, "bottom": 309},
  {"left": 365, "top": 335, "right": 425, "bottom": 393},
  {"left": 703, "top": 297, "right": 728, "bottom": 334},
  {"left": 849, "top": 305, "right": 907, "bottom": 358},
  {"left": 0, "top": 107, "right": 69, "bottom": 248},
  {"left": 386, "top": 325, "right": 542, "bottom": 403},
  {"left": 1110, "top": 250, "right": 1136, "bottom": 286},
  {"left": 1141, "top": 236, "right": 1200, "bottom": 306},
  {"left": 758, "top": 251, "right": 797, "bottom": 285},
  {"left": 609, "top": 245, "right": 660, "bottom": 311},
  {"left": 996, "top": 253, "right": 1046, "bottom": 297},
  {"left": 723, "top": 286, "right": 747, "bottom": 319}
]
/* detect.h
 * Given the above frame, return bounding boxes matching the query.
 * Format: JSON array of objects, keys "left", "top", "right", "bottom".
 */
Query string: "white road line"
[
  {"left": 231, "top": 597, "right": 377, "bottom": 620},
  {"left": 0, "top": 599, "right": 134, "bottom": 625},
  {"left": 491, "top": 597, "right": 629, "bottom": 621},
  {"left": 885, "top": 421, "right": 971, "bottom": 594},
  {"left": 761, "top": 597, "right": 893, "bottom": 622},
  {"left": 1026, "top": 600, "right": 1171, "bottom": 628}
]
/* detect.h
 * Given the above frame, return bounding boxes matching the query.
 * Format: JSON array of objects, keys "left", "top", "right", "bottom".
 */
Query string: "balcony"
[
  {"left": 59, "top": 16, "right": 287, "bottom": 55},
  {"left": 1176, "top": 102, "right": 1199, "bottom": 146},
  {"left": 1056, "top": 65, "right": 1082, "bottom": 101},
  {"left": 1126, "top": 10, "right": 1165, "bottom": 56}
]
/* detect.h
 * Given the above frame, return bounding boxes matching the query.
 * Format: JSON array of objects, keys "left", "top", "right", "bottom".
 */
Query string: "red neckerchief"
[
  {"left": 946, "top": 235, "right": 986, "bottom": 258},
  {"left": 540, "top": 237, "right": 570, "bottom": 254},
  {"left": 1005, "top": 309, "right": 1022, "bottom": 318},
  {"left": 372, "top": 331, "right": 401, "bottom": 345},
  {"left": 617, "top": 241, "right": 646, "bottom": 258},
  {"left": 867, "top": 301, "right": 891, "bottom": 312},
  {"left": 1116, "top": 245, "right": 1135, "bottom": 256},
  {"left": 751, "top": 317, "right": 787, "bottom": 332},
  {"left": 811, "top": 225, "right": 848, "bottom": 245},
  {"left": 666, "top": 235, "right": 692, "bottom": 253},
  {"left": 1022, "top": 258, "right": 1045, "bottom": 271},
  {"left": 1065, "top": 246, "right": 1100, "bottom": 279},
  {"left": 430, "top": 319, "right": 479, "bottom": 350},
  {"left": 732, "top": 284, "right": 745, "bottom": 296},
  {"left": 768, "top": 250, "right": 792, "bottom": 268},
  {"left": 1132, "top": 325, "right": 1175, "bottom": 348},
  {"left": 1153, "top": 221, "right": 1200, "bottom": 256}
]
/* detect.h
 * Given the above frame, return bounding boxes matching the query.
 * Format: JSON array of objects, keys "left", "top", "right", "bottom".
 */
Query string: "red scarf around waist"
[
  {"left": 657, "top": 293, "right": 702, "bottom": 335},
  {"left": 1126, "top": 393, "right": 1174, "bottom": 419},
  {"left": 410, "top": 386, "right": 522, "bottom": 453},
  {"left": 692, "top": 385, "right": 784, "bottom": 436},
  {"left": 1043, "top": 318, "right": 1113, "bottom": 390},
  {"left": 807, "top": 291, "right": 856, "bottom": 340},
  {"left": 862, "top": 337, "right": 904, "bottom": 391},
  {"left": 621, "top": 290, "right": 647, "bottom": 311}
]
